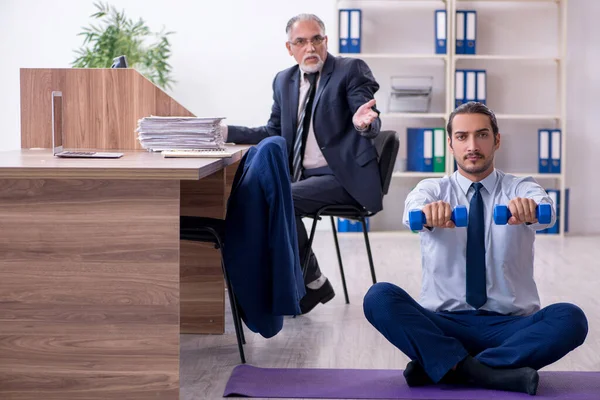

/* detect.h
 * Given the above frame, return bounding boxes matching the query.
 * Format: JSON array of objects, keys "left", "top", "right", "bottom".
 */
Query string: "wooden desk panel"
[
  {"left": 20, "top": 68, "right": 194, "bottom": 150},
  {"left": 180, "top": 169, "right": 226, "bottom": 334},
  {"left": 0, "top": 179, "right": 180, "bottom": 399}
]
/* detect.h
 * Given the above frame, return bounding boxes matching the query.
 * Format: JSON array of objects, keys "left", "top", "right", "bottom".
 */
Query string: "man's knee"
[
  {"left": 363, "top": 282, "right": 411, "bottom": 321},
  {"left": 547, "top": 303, "right": 588, "bottom": 347}
]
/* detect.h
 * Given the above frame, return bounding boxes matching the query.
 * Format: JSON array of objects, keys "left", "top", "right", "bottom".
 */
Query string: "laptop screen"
[{"left": 51, "top": 91, "right": 63, "bottom": 154}]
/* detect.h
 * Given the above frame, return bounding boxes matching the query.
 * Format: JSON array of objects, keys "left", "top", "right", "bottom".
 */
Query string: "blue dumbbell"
[
  {"left": 493, "top": 203, "right": 552, "bottom": 225},
  {"left": 409, "top": 205, "right": 468, "bottom": 231}
]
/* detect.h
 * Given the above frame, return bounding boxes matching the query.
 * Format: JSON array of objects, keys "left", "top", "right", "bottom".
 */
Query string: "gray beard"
[{"left": 300, "top": 60, "right": 324, "bottom": 74}]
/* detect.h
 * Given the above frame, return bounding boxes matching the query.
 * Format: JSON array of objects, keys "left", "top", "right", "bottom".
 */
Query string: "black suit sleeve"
[
  {"left": 227, "top": 73, "right": 283, "bottom": 144},
  {"left": 346, "top": 58, "right": 381, "bottom": 139}
]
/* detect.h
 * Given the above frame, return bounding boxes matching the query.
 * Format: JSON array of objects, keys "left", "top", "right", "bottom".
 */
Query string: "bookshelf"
[{"left": 333, "top": 0, "right": 568, "bottom": 235}]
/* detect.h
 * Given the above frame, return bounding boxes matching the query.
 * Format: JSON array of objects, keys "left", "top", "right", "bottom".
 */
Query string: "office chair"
[
  {"left": 301, "top": 130, "right": 400, "bottom": 304},
  {"left": 180, "top": 216, "right": 246, "bottom": 364}
]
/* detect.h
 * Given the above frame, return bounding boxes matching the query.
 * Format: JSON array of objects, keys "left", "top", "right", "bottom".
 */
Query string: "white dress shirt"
[
  {"left": 403, "top": 169, "right": 556, "bottom": 316},
  {"left": 220, "top": 69, "right": 328, "bottom": 170}
]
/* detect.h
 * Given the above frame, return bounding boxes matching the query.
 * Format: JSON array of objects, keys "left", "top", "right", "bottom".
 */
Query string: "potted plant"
[{"left": 72, "top": 1, "right": 175, "bottom": 90}]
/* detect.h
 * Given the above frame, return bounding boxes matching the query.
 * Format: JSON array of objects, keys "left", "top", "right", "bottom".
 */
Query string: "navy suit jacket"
[
  {"left": 223, "top": 136, "right": 306, "bottom": 338},
  {"left": 228, "top": 53, "right": 383, "bottom": 213}
]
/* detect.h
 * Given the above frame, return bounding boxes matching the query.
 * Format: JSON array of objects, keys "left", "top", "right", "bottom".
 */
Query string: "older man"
[{"left": 223, "top": 14, "right": 382, "bottom": 314}]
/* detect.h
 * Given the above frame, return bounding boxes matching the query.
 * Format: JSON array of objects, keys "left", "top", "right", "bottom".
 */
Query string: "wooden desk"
[{"left": 0, "top": 147, "right": 248, "bottom": 399}]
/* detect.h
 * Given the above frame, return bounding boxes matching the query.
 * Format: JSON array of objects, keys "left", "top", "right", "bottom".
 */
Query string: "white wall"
[{"left": 0, "top": 0, "right": 598, "bottom": 234}]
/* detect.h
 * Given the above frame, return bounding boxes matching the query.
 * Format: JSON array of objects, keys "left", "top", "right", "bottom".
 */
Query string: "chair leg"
[
  {"left": 359, "top": 217, "right": 377, "bottom": 284},
  {"left": 330, "top": 216, "right": 349, "bottom": 304},
  {"left": 302, "top": 216, "right": 320, "bottom": 280},
  {"left": 222, "top": 261, "right": 246, "bottom": 364}
]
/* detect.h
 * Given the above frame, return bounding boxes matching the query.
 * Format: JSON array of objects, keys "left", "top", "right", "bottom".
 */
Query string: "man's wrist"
[{"left": 355, "top": 123, "right": 370, "bottom": 132}]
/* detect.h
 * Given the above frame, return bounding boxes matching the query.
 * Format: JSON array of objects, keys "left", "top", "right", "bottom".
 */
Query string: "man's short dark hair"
[{"left": 446, "top": 102, "right": 499, "bottom": 139}]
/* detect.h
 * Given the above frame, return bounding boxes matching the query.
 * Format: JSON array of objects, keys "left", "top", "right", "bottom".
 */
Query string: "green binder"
[{"left": 433, "top": 127, "right": 446, "bottom": 172}]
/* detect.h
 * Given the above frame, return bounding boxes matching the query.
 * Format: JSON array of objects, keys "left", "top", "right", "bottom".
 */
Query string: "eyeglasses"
[{"left": 289, "top": 35, "right": 326, "bottom": 47}]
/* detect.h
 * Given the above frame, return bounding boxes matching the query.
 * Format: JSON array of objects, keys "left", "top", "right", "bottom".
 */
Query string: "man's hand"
[
  {"left": 422, "top": 201, "right": 456, "bottom": 228},
  {"left": 352, "top": 99, "right": 379, "bottom": 131},
  {"left": 507, "top": 197, "right": 538, "bottom": 225}
]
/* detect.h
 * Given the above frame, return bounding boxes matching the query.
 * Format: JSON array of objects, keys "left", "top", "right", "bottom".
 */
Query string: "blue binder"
[
  {"left": 465, "top": 10, "right": 477, "bottom": 54},
  {"left": 339, "top": 9, "right": 361, "bottom": 53},
  {"left": 337, "top": 217, "right": 369, "bottom": 232},
  {"left": 435, "top": 10, "right": 447, "bottom": 54},
  {"left": 550, "top": 129, "right": 561, "bottom": 173},
  {"left": 465, "top": 70, "right": 477, "bottom": 103},
  {"left": 455, "top": 70, "right": 465, "bottom": 108},
  {"left": 338, "top": 10, "right": 350, "bottom": 53},
  {"left": 406, "top": 128, "right": 433, "bottom": 172},
  {"left": 545, "top": 189, "right": 569, "bottom": 234},
  {"left": 538, "top": 129, "right": 550, "bottom": 173},
  {"left": 476, "top": 70, "right": 486, "bottom": 104},
  {"left": 456, "top": 10, "right": 466, "bottom": 55},
  {"left": 350, "top": 9, "right": 362, "bottom": 53}
]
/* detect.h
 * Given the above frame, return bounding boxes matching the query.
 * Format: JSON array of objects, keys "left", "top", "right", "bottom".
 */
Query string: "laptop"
[{"left": 52, "top": 91, "right": 123, "bottom": 158}]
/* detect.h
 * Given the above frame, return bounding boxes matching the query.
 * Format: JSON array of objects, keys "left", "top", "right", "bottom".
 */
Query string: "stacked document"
[{"left": 136, "top": 116, "right": 226, "bottom": 152}]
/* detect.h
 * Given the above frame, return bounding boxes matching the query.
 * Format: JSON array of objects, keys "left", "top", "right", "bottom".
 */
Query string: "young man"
[
  {"left": 223, "top": 14, "right": 382, "bottom": 314},
  {"left": 363, "top": 102, "right": 588, "bottom": 395}
]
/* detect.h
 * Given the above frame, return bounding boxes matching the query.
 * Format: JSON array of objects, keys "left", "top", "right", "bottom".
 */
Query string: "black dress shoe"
[
  {"left": 299, "top": 278, "right": 335, "bottom": 314},
  {"left": 404, "top": 360, "right": 466, "bottom": 387},
  {"left": 404, "top": 361, "right": 433, "bottom": 386}
]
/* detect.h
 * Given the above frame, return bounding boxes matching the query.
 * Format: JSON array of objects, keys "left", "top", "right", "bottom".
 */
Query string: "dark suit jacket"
[
  {"left": 228, "top": 53, "right": 383, "bottom": 213},
  {"left": 223, "top": 136, "right": 306, "bottom": 338}
]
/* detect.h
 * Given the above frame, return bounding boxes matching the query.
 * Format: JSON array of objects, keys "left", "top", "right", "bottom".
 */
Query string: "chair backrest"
[{"left": 374, "top": 130, "right": 400, "bottom": 195}]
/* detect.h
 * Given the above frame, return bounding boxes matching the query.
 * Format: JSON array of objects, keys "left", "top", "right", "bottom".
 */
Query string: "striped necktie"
[{"left": 292, "top": 72, "right": 318, "bottom": 182}]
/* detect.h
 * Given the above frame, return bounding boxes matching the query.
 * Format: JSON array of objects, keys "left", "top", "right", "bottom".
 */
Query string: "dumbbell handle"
[
  {"left": 409, "top": 205, "right": 468, "bottom": 231},
  {"left": 493, "top": 203, "right": 552, "bottom": 225}
]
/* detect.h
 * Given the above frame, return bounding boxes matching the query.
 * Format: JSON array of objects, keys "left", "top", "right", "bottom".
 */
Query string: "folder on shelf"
[
  {"left": 565, "top": 188, "right": 570, "bottom": 233},
  {"left": 339, "top": 10, "right": 349, "bottom": 53},
  {"left": 407, "top": 128, "right": 433, "bottom": 172},
  {"left": 435, "top": 10, "right": 447, "bottom": 54},
  {"left": 544, "top": 189, "right": 569, "bottom": 234},
  {"left": 455, "top": 70, "right": 465, "bottom": 108},
  {"left": 466, "top": 10, "right": 477, "bottom": 55},
  {"left": 550, "top": 129, "right": 562, "bottom": 173},
  {"left": 538, "top": 129, "right": 550, "bottom": 173},
  {"left": 476, "top": 70, "right": 486, "bottom": 104},
  {"left": 466, "top": 70, "right": 477, "bottom": 103},
  {"left": 433, "top": 127, "right": 446, "bottom": 172},
  {"left": 349, "top": 9, "right": 362, "bottom": 53},
  {"left": 545, "top": 189, "right": 559, "bottom": 234},
  {"left": 456, "top": 10, "right": 466, "bottom": 55}
]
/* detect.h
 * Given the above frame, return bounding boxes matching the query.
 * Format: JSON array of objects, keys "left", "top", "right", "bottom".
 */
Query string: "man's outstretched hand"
[{"left": 353, "top": 99, "right": 379, "bottom": 131}]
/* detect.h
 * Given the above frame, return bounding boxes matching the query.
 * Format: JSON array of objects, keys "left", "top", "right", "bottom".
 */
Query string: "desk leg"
[
  {"left": 0, "top": 179, "right": 180, "bottom": 399},
  {"left": 180, "top": 169, "right": 226, "bottom": 334}
]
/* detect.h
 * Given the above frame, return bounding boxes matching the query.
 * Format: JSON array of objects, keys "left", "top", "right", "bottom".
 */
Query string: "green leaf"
[{"left": 72, "top": 2, "right": 175, "bottom": 89}]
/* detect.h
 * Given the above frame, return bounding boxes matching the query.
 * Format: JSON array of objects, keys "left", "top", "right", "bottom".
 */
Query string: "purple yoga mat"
[{"left": 224, "top": 365, "right": 600, "bottom": 399}]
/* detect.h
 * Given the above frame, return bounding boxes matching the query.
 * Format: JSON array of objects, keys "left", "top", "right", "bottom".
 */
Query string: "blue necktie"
[
  {"left": 292, "top": 72, "right": 318, "bottom": 182},
  {"left": 466, "top": 182, "right": 487, "bottom": 309}
]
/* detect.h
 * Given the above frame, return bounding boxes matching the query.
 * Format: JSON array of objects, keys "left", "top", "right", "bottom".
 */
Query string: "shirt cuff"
[{"left": 354, "top": 124, "right": 370, "bottom": 133}]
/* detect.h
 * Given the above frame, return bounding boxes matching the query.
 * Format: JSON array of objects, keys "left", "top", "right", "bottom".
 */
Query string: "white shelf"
[
  {"left": 335, "top": 0, "right": 568, "bottom": 235},
  {"left": 337, "top": 0, "right": 448, "bottom": 3},
  {"left": 455, "top": 0, "right": 557, "bottom": 2},
  {"left": 393, "top": 172, "right": 561, "bottom": 179},
  {"left": 393, "top": 172, "right": 446, "bottom": 178},
  {"left": 495, "top": 114, "right": 561, "bottom": 120},
  {"left": 382, "top": 112, "right": 447, "bottom": 119},
  {"left": 510, "top": 173, "right": 562, "bottom": 179},
  {"left": 455, "top": 55, "right": 561, "bottom": 62},
  {"left": 341, "top": 53, "right": 448, "bottom": 60}
]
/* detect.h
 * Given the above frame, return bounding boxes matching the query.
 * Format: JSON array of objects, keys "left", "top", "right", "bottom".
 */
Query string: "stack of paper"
[{"left": 136, "top": 116, "right": 226, "bottom": 151}]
